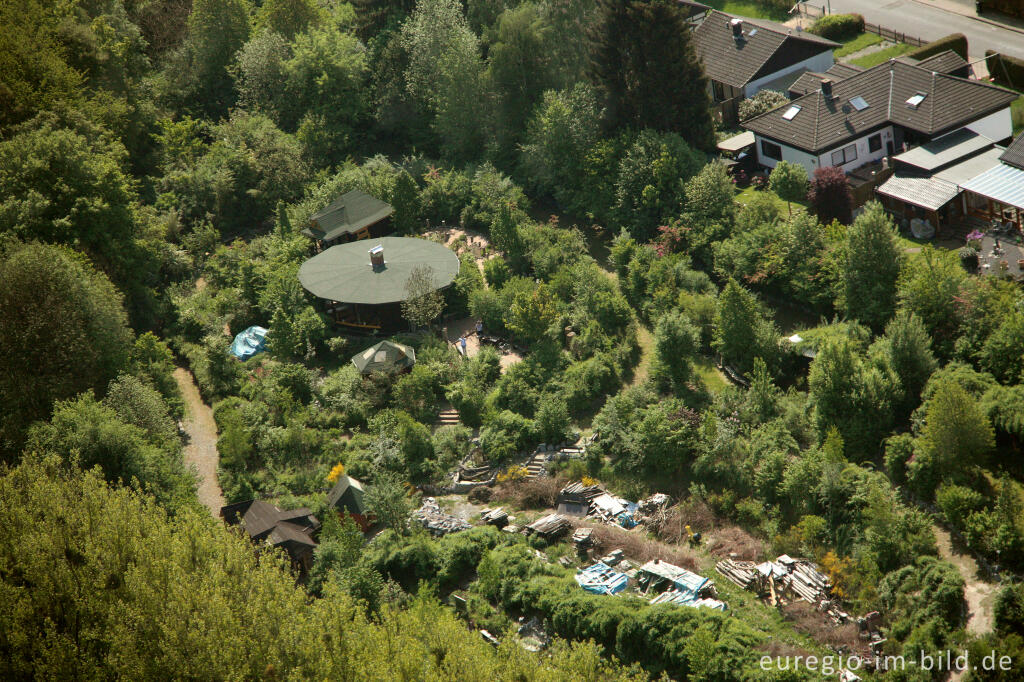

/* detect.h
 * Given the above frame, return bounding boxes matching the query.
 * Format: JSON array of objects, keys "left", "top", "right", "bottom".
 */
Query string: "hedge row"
[
  {"left": 979, "top": 1, "right": 1024, "bottom": 19},
  {"left": 808, "top": 13, "right": 865, "bottom": 41},
  {"left": 907, "top": 33, "right": 968, "bottom": 61},
  {"left": 985, "top": 50, "right": 1024, "bottom": 91}
]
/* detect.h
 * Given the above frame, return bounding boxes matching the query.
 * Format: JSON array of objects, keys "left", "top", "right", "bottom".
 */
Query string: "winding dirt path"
[
  {"left": 174, "top": 367, "right": 225, "bottom": 516},
  {"left": 934, "top": 525, "right": 996, "bottom": 636}
]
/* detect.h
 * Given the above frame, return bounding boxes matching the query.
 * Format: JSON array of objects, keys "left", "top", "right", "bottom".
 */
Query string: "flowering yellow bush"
[
  {"left": 327, "top": 462, "right": 345, "bottom": 484},
  {"left": 496, "top": 465, "right": 528, "bottom": 484}
]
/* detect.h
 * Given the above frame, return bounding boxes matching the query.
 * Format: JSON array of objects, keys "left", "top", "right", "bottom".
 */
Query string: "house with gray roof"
[
  {"left": 743, "top": 58, "right": 1017, "bottom": 177},
  {"left": 693, "top": 11, "right": 838, "bottom": 106},
  {"left": 221, "top": 499, "right": 320, "bottom": 571},
  {"left": 301, "top": 189, "right": 394, "bottom": 247}
]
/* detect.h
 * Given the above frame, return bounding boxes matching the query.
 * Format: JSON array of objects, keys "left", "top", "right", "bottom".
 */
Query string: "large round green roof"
[{"left": 298, "top": 237, "right": 460, "bottom": 305}]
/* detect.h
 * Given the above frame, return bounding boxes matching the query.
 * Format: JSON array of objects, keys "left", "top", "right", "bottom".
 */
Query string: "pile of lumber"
[
  {"left": 571, "top": 527, "right": 594, "bottom": 548},
  {"left": 783, "top": 557, "right": 832, "bottom": 603},
  {"left": 413, "top": 497, "right": 472, "bottom": 536},
  {"left": 715, "top": 559, "right": 760, "bottom": 589},
  {"left": 558, "top": 481, "right": 604, "bottom": 503},
  {"left": 524, "top": 513, "right": 572, "bottom": 539},
  {"left": 455, "top": 464, "right": 494, "bottom": 483}
]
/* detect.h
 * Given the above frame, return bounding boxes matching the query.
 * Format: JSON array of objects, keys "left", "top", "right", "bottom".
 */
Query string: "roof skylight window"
[
  {"left": 782, "top": 105, "right": 801, "bottom": 120},
  {"left": 850, "top": 96, "right": 869, "bottom": 111},
  {"left": 906, "top": 93, "right": 927, "bottom": 108}
]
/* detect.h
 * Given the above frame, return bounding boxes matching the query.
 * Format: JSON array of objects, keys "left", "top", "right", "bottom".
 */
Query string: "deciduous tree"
[{"left": 843, "top": 201, "right": 902, "bottom": 329}]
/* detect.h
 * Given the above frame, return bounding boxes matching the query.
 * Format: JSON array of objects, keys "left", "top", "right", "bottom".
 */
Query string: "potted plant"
[{"left": 966, "top": 229, "right": 984, "bottom": 252}]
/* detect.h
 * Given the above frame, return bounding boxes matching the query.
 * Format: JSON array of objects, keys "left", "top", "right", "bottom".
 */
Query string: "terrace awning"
[
  {"left": 717, "top": 131, "right": 755, "bottom": 153},
  {"left": 876, "top": 173, "right": 959, "bottom": 211},
  {"left": 960, "top": 163, "right": 1024, "bottom": 210}
]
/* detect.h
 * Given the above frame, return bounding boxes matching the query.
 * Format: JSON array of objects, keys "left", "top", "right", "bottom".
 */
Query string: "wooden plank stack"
[
  {"left": 524, "top": 513, "right": 572, "bottom": 539},
  {"left": 715, "top": 559, "right": 760, "bottom": 590}
]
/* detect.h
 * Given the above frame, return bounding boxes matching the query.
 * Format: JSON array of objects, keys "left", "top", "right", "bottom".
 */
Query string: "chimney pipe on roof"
[
  {"left": 369, "top": 244, "right": 384, "bottom": 269},
  {"left": 821, "top": 78, "right": 833, "bottom": 99},
  {"left": 731, "top": 18, "right": 743, "bottom": 39}
]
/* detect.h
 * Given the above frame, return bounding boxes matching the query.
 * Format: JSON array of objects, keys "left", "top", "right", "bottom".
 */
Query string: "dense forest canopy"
[{"left": 2, "top": 0, "right": 1024, "bottom": 679}]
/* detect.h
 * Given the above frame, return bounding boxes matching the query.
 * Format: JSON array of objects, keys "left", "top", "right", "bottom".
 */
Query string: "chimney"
[
  {"left": 731, "top": 18, "right": 743, "bottom": 39},
  {"left": 369, "top": 244, "right": 384, "bottom": 269},
  {"left": 821, "top": 78, "right": 833, "bottom": 99}
]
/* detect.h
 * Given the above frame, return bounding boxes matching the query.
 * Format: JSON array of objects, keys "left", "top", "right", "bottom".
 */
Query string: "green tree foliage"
[
  {"left": 400, "top": 0, "right": 495, "bottom": 161},
  {"left": 738, "top": 89, "right": 789, "bottom": 121},
  {"left": 918, "top": 376, "right": 994, "bottom": 476},
  {"left": 712, "top": 280, "right": 779, "bottom": 375},
  {"left": 255, "top": 0, "right": 325, "bottom": 39},
  {"left": 487, "top": 4, "right": 559, "bottom": 148},
  {"left": 504, "top": 282, "right": 559, "bottom": 345},
  {"left": 0, "top": 0, "right": 84, "bottom": 127},
  {"left": 0, "top": 114, "right": 137, "bottom": 263},
  {"left": 873, "top": 311, "right": 937, "bottom": 419},
  {"left": 651, "top": 309, "right": 700, "bottom": 391},
  {"left": 26, "top": 393, "right": 198, "bottom": 511},
  {"left": 897, "top": 246, "right": 967, "bottom": 359},
  {"left": 402, "top": 265, "right": 446, "bottom": 329},
  {"left": 613, "top": 130, "right": 703, "bottom": 241},
  {"left": 682, "top": 161, "right": 737, "bottom": 258},
  {"left": 768, "top": 161, "right": 808, "bottom": 215},
  {"left": 809, "top": 338, "right": 897, "bottom": 459},
  {"left": 182, "top": 0, "right": 251, "bottom": 116},
  {"left": 589, "top": 0, "right": 713, "bottom": 150},
  {"left": 0, "top": 458, "right": 634, "bottom": 679},
  {"left": 365, "top": 471, "right": 414, "bottom": 534},
  {"left": 843, "top": 202, "right": 902, "bottom": 330},
  {"left": 519, "top": 84, "right": 602, "bottom": 212},
  {"left": 0, "top": 244, "right": 132, "bottom": 457}
]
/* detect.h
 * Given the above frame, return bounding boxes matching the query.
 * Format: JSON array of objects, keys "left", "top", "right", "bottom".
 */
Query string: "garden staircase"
[{"left": 436, "top": 408, "right": 460, "bottom": 427}]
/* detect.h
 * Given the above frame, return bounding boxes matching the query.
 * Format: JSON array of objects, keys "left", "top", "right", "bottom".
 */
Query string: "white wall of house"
[
  {"left": 816, "top": 126, "right": 895, "bottom": 173},
  {"left": 754, "top": 126, "right": 893, "bottom": 176},
  {"left": 965, "top": 107, "right": 1013, "bottom": 142},
  {"left": 743, "top": 50, "right": 835, "bottom": 98},
  {"left": 754, "top": 135, "right": 818, "bottom": 172}
]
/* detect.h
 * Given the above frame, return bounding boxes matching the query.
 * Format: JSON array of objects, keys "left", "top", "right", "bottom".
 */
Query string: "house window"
[
  {"left": 830, "top": 143, "right": 858, "bottom": 166},
  {"left": 868, "top": 134, "right": 882, "bottom": 153},
  {"left": 713, "top": 81, "right": 726, "bottom": 102},
  {"left": 761, "top": 140, "right": 782, "bottom": 161}
]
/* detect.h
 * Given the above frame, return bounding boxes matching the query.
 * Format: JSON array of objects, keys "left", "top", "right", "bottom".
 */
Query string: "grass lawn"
[
  {"left": 695, "top": 356, "right": 729, "bottom": 393},
  {"left": 703, "top": 0, "right": 789, "bottom": 21},
  {"left": 734, "top": 184, "right": 809, "bottom": 215},
  {"left": 850, "top": 42, "right": 916, "bottom": 68},
  {"left": 834, "top": 32, "right": 883, "bottom": 58}
]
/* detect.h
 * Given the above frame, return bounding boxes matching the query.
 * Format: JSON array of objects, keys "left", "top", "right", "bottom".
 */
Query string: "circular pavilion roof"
[{"left": 298, "top": 237, "right": 460, "bottom": 305}]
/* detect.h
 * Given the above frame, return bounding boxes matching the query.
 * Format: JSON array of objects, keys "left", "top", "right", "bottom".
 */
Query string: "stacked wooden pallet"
[{"left": 524, "top": 513, "right": 572, "bottom": 539}]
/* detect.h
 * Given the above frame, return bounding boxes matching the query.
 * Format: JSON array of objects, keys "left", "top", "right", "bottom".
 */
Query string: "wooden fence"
[{"left": 793, "top": 3, "right": 926, "bottom": 47}]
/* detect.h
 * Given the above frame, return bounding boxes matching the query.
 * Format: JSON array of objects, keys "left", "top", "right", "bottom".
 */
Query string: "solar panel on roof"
[
  {"left": 782, "top": 105, "right": 801, "bottom": 120},
  {"left": 850, "top": 96, "right": 869, "bottom": 111}
]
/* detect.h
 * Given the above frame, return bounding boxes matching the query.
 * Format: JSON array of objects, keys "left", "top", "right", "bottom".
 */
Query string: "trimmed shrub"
[
  {"left": 986, "top": 50, "right": 1024, "bottom": 90},
  {"left": 909, "top": 33, "right": 968, "bottom": 61},
  {"left": 809, "top": 13, "right": 865, "bottom": 41}
]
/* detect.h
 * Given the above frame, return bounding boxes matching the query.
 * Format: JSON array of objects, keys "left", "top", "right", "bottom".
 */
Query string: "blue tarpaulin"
[
  {"left": 575, "top": 562, "right": 629, "bottom": 595},
  {"left": 230, "top": 326, "right": 268, "bottom": 359}
]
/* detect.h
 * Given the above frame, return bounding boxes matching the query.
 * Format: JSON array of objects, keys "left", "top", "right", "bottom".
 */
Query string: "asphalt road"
[{"left": 820, "top": 0, "right": 1024, "bottom": 59}]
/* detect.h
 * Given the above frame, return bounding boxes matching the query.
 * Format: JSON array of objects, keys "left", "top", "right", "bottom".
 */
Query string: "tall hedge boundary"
[
  {"left": 979, "top": 1, "right": 1024, "bottom": 20},
  {"left": 907, "top": 33, "right": 968, "bottom": 61},
  {"left": 985, "top": 50, "right": 1024, "bottom": 91},
  {"left": 808, "top": 13, "right": 865, "bottom": 41}
]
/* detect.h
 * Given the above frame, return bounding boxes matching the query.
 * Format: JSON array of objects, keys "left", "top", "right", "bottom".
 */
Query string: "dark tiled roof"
[
  {"left": 693, "top": 10, "right": 837, "bottom": 89},
  {"left": 1000, "top": 135, "right": 1024, "bottom": 170},
  {"left": 302, "top": 190, "right": 393, "bottom": 242},
  {"left": 327, "top": 475, "right": 367, "bottom": 515},
  {"left": 745, "top": 59, "right": 1017, "bottom": 154},
  {"left": 221, "top": 500, "right": 320, "bottom": 541},
  {"left": 914, "top": 50, "right": 970, "bottom": 76},
  {"left": 788, "top": 63, "right": 867, "bottom": 97}
]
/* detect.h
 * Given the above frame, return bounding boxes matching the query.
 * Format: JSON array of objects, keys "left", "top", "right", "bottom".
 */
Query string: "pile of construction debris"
[
  {"left": 557, "top": 481, "right": 604, "bottom": 516},
  {"left": 715, "top": 554, "right": 848, "bottom": 623},
  {"left": 413, "top": 497, "right": 472, "bottom": 536},
  {"left": 634, "top": 493, "right": 672, "bottom": 522},
  {"left": 555, "top": 481, "right": 639, "bottom": 528},
  {"left": 524, "top": 513, "right": 572, "bottom": 540},
  {"left": 636, "top": 560, "right": 727, "bottom": 611}
]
